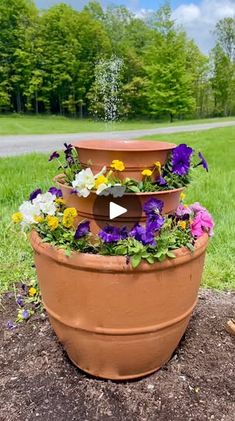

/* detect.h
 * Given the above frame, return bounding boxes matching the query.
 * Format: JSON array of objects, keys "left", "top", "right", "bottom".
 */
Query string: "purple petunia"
[
  {"left": 130, "top": 224, "right": 156, "bottom": 246},
  {"left": 48, "top": 187, "right": 63, "bottom": 197},
  {"left": 74, "top": 221, "right": 90, "bottom": 239},
  {"left": 120, "top": 226, "right": 129, "bottom": 239},
  {"left": 175, "top": 204, "right": 192, "bottom": 218},
  {"left": 98, "top": 226, "right": 121, "bottom": 243},
  {"left": 143, "top": 198, "right": 164, "bottom": 217},
  {"left": 197, "top": 152, "right": 208, "bottom": 172},
  {"left": 146, "top": 214, "right": 165, "bottom": 232},
  {"left": 29, "top": 188, "right": 42, "bottom": 202},
  {"left": 49, "top": 151, "right": 60, "bottom": 161},
  {"left": 157, "top": 175, "right": 167, "bottom": 186},
  {"left": 172, "top": 144, "right": 193, "bottom": 176}
]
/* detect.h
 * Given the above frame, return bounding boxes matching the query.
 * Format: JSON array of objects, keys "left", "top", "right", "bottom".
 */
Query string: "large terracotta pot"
[
  {"left": 55, "top": 175, "right": 184, "bottom": 233},
  {"left": 73, "top": 139, "right": 176, "bottom": 181},
  {"left": 31, "top": 231, "right": 208, "bottom": 380}
]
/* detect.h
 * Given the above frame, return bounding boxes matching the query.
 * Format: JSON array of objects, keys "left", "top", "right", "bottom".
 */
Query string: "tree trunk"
[
  {"left": 35, "top": 91, "right": 38, "bottom": 114},
  {"left": 16, "top": 89, "right": 22, "bottom": 113}
]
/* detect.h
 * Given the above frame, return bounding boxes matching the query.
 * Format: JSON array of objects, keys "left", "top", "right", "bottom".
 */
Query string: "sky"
[{"left": 35, "top": 0, "right": 235, "bottom": 54}]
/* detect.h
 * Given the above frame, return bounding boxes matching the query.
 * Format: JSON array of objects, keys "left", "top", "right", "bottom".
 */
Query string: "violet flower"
[
  {"left": 74, "top": 221, "right": 90, "bottom": 239},
  {"left": 22, "top": 309, "right": 30, "bottom": 320},
  {"left": 175, "top": 204, "right": 192, "bottom": 218},
  {"left": 146, "top": 214, "right": 165, "bottom": 232},
  {"left": 29, "top": 188, "right": 42, "bottom": 202},
  {"left": 49, "top": 151, "right": 60, "bottom": 161},
  {"left": 130, "top": 224, "right": 156, "bottom": 246},
  {"left": 157, "top": 175, "right": 167, "bottom": 186},
  {"left": 120, "top": 226, "right": 129, "bottom": 239},
  {"left": 143, "top": 198, "right": 164, "bottom": 217},
  {"left": 70, "top": 189, "right": 77, "bottom": 195},
  {"left": 16, "top": 296, "right": 24, "bottom": 307},
  {"left": 6, "top": 320, "right": 16, "bottom": 330},
  {"left": 48, "top": 187, "right": 62, "bottom": 197},
  {"left": 172, "top": 144, "right": 193, "bottom": 176},
  {"left": 64, "top": 143, "right": 74, "bottom": 164},
  {"left": 99, "top": 226, "right": 121, "bottom": 243},
  {"left": 197, "top": 152, "right": 208, "bottom": 172}
]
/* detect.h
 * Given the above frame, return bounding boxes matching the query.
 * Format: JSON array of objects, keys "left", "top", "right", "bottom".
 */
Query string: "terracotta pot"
[
  {"left": 73, "top": 139, "right": 176, "bottom": 181},
  {"left": 55, "top": 175, "right": 184, "bottom": 233},
  {"left": 31, "top": 231, "right": 208, "bottom": 380}
]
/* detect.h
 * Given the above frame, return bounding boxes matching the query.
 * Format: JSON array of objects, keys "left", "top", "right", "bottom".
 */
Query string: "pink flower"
[{"left": 191, "top": 209, "right": 214, "bottom": 238}]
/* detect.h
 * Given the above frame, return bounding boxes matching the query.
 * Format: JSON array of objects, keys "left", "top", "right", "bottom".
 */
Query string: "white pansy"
[
  {"left": 72, "top": 168, "right": 95, "bottom": 198},
  {"left": 33, "top": 192, "right": 57, "bottom": 215},
  {"left": 94, "top": 166, "right": 107, "bottom": 179},
  {"left": 19, "top": 200, "right": 41, "bottom": 227}
]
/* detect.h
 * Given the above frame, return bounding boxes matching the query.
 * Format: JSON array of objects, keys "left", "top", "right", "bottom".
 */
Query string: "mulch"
[{"left": 0, "top": 288, "right": 234, "bottom": 421}]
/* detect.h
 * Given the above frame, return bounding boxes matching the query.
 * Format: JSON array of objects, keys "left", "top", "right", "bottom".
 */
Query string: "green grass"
[
  {"left": 0, "top": 114, "right": 235, "bottom": 135},
  {"left": 0, "top": 126, "right": 234, "bottom": 292}
]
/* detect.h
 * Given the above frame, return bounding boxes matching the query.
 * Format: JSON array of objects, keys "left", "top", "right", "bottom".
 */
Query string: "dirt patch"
[{"left": 0, "top": 289, "right": 234, "bottom": 421}]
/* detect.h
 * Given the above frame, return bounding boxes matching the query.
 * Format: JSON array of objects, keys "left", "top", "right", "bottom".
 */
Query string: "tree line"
[{"left": 0, "top": 0, "right": 234, "bottom": 120}]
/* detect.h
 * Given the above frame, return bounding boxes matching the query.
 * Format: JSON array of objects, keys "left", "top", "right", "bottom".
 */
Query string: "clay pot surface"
[
  {"left": 31, "top": 231, "right": 208, "bottom": 380},
  {"left": 55, "top": 175, "right": 184, "bottom": 233},
  {"left": 73, "top": 139, "right": 176, "bottom": 181}
]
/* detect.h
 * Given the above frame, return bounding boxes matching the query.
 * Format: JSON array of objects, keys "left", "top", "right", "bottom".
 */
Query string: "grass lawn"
[
  {"left": 0, "top": 126, "right": 234, "bottom": 292},
  {"left": 0, "top": 114, "right": 235, "bottom": 135}
]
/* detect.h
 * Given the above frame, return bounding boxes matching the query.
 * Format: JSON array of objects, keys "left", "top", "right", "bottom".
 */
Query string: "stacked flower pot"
[{"left": 31, "top": 139, "right": 209, "bottom": 380}]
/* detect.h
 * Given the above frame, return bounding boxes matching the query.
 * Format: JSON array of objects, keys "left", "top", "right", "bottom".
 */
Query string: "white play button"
[{"left": 109, "top": 201, "right": 127, "bottom": 220}]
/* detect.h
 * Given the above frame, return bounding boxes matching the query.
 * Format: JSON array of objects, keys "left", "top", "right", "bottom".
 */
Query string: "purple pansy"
[
  {"left": 6, "top": 320, "right": 16, "bottom": 330},
  {"left": 157, "top": 175, "right": 167, "bottom": 186},
  {"left": 172, "top": 144, "right": 193, "bottom": 176},
  {"left": 120, "top": 226, "right": 129, "bottom": 239},
  {"left": 29, "top": 188, "right": 42, "bottom": 202},
  {"left": 70, "top": 189, "right": 77, "bottom": 195},
  {"left": 98, "top": 226, "right": 121, "bottom": 243},
  {"left": 175, "top": 204, "right": 192, "bottom": 218},
  {"left": 22, "top": 309, "right": 30, "bottom": 320},
  {"left": 48, "top": 187, "right": 63, "bottom": 197},
  {"left": 146, "top": 214, "right": 165, "bottom": 232},
  {"left": 74, "top": 221, "right": 90, "bottom": 239},
  {"left": 130, "top": 224, "right": 156, "bottom": 246},
  {"left": 197, "top": 152, "right": 208, "bottom": 172},
  {"left": 143, "top": 198, "right": 164, "bottom": 217},
  {"left": 64, "top": 143, "right": 74, "bottom": 164},
  {"left": 49, "top": 151, "right": 60, "bottom": 161},
  {"left": 16, "top": 296, "right": 24, "bottom": 307}
]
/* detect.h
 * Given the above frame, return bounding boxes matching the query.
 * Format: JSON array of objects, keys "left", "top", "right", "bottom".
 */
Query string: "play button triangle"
[{"left": 109, "top": 201, "right": 127, "bottom": 220}]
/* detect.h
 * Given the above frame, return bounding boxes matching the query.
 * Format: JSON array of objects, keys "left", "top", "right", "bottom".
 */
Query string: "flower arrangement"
[
  {"left": 49, "top": 143, "right": 208, "bottom": 197},
  {"left": 12, "top": 188, "right": 214, "bottom": 268}
]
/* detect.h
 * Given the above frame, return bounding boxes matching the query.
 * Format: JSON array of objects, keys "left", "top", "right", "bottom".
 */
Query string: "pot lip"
[
  {"left": 72, "top": 139, "right": 177, "bottom": 152},
  {"left": 31, "top": 230, "right": 208, "bottom": 273},
  {"left": 54, "top": 174, "right": 185, "bottom": 196}
]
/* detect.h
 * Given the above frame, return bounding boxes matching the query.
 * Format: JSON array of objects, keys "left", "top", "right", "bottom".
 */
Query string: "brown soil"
[{"left": 0, "top": 289, "right": 234, "bottom": 421}]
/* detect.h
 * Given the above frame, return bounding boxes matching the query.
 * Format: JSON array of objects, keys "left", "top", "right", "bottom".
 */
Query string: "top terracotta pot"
[{"left": 73, "top": 139, "right": 176, "bottom": 181}]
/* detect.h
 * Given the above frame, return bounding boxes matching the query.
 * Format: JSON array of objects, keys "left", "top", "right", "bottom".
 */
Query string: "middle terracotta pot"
[{"left": 55, "top": 175, "right": 184, "bottom": 233}]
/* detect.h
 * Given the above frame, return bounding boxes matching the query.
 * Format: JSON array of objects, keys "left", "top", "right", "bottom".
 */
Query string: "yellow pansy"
[
  {"left": 141, "top": 169, "right": 152, "bottom": 177},
  {"left": 178, "top": 220, "right": 186, "bottom": 230},
  {"left": 62, "top": 207, "right": 77, "bottom": 228},
  {"left": 56, "top": 198, "right": 65, "bottom": 205},
  {"left": 180, "top": 192, "right": 186, "bottom": 201},
  {"left": 34, "top": 215, "right": 44, "bottom": 223},
  {"left": 155, "top": 161, "right": 161, "bottom": 170},
  {"left": 47, "top": 215, "right": 59, "bottom": 231},
  {"left": 95, "top": 175, "right": 108, "bottom": 189},
  {"left": 111, "top": 160, "right": 125, "bottom": 171},
  {"left": 28, "top": 287, "right": 37, "bottom": 297},
  {"left": 12, "top": 212, "right": 23, "bottom": 223}
]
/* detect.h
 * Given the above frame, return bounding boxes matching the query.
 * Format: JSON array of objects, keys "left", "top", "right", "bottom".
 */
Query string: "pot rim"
[
  {"left": 72, "top": 139, "right": 177, "bottom": 152},
  {"left": 31, "top": 230, "right": 208, "bottom": 273},
  {"left": 54, "top": 174, "right": 185, "bottom": 196}
]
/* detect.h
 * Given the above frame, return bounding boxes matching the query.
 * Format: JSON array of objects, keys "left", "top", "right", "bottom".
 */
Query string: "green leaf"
[
  {"left": 131, "top": 254, "right": 142, "bottom": 268},
  {"left": 166, "top": 251, "right": 176, "bottom": 258}
]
